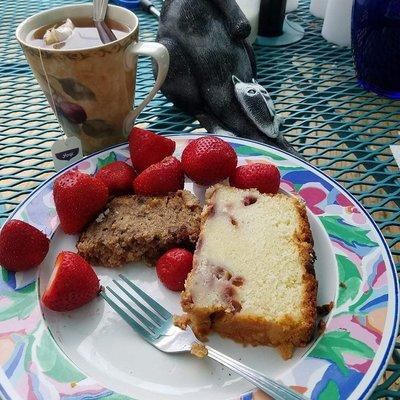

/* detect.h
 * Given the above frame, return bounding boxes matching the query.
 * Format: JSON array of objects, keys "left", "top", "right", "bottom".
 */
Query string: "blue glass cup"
[{"left": 352, "top": 0, "right": 400, "bottom": 99}]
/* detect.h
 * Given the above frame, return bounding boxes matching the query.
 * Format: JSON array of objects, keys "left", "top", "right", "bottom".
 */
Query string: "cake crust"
[
  {"left": 77, "top": 190, "right": 201, "bottom": 267},
  {"left": 181, "top": 184, "right": 317, "bottom": 359}
]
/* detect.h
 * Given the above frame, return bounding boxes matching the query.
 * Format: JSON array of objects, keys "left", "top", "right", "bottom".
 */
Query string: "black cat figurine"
[{"left": 154, "top": 0, "right": 296, "bottom": 154}]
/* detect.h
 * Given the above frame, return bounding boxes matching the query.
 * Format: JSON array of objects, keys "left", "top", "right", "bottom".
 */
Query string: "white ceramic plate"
[{"left": 0, "top": 135, "right": 398, "bottom": 400}]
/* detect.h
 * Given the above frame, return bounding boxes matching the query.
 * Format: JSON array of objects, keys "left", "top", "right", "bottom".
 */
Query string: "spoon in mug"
[{"left": 93, "top": 0, "right": 117, "bottom": 44}]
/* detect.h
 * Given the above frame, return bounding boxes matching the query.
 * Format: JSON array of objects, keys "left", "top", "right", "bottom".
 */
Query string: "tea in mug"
[{"left": 26, "top": 17, "right": 130, "bottom": 50}]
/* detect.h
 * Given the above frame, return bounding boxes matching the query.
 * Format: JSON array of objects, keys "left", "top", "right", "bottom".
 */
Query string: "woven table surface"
[{"left": 0, "top": 0, "right": 399, "bottom": 398}]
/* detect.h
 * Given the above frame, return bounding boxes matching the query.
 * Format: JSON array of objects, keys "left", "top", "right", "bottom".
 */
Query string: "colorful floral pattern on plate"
[{"left": 0, "top": 135, "right": 398, "bottom": 400}]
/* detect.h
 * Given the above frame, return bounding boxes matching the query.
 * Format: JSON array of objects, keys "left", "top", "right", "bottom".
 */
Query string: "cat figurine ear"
[{"left": 232, "top": 75, "right": 282, "bottom": 139}]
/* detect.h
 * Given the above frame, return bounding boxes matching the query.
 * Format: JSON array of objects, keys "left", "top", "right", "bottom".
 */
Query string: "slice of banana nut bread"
[
  {"left": 181, "top": 184, "right": 317, "bottom": 359},
  {"left": 77, "top": 190, "right": 201, "bottom": 267}
]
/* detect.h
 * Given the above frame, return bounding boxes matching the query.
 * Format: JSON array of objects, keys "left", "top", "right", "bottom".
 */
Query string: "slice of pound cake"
[
  {"left": 77, "top": 190, "right": 201, "bottom": 267},
  {"left": 181, "top": 184, "right": 317, "bottom": 359}
]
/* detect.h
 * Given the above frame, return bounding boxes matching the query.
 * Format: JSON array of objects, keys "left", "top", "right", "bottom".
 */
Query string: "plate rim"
[{"left": 0, "top": 133, "right": 398, "bottom": 400}]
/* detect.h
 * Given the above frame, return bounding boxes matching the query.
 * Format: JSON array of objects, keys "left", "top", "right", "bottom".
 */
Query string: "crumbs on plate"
[
  {"left": 191, "top": 342, "right": 208, "bottom": 358},
  {"left": 173, "top": 314, "right": 190, "bottom": 330}
]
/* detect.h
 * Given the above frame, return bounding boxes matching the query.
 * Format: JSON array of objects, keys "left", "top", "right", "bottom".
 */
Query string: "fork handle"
[{"left": 206, "top": 347, "right": 306, "bottom": 400}]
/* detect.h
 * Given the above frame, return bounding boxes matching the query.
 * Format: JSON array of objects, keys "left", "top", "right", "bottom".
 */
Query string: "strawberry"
[
  {"left": 156, "top": 248, "right": 193, "bottom": 291},
  {"left": 133, "top": 156, "right": 184, "bottom": 196},
  {"left": 181, "top": 136, "right": 237, "bottom": 186},
  {"left": 42, "top": 251, "right": 100, "bottom": 312},
  {"left": 53, "top": 170, "right": 108, "bottom": 234},
  {"left": 229, "top": 163, "right": 280, "bottom": 194},
  {"left": 0, "top": 219, "right": 49, "bottom": 272},
  {"left": 129, "top": 127, "right": 176, "bottom": 172},
  {"left": 95, "top": 161, "right": 137, "bottom": 196}
]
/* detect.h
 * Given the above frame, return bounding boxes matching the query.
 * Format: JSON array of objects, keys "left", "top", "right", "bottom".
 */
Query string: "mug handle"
[{"left": 123, "top": 41, "right": 170, "bottom": 135}]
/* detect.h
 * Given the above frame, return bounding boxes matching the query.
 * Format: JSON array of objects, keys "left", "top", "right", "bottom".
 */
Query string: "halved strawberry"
[
  {"left": 128, "top": 127, "right": 176, "bottom": 172},
  {"left": 42, "top": 251, "right": 100, "bottom": 312}
]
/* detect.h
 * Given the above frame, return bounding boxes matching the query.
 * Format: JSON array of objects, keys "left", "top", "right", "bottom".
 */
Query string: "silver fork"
[{"left": 101, "top": 274, "right": 306, "bottom": 400}]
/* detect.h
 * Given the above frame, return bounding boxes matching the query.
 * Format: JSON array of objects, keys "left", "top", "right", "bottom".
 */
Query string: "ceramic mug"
[
  {"left": 321, "top": 0, "right": 352, "bottom": 47},
  {"left": 16, "top": 4, "right": 169, "bottom": 154},
  {"left": 309, "top": 0, "right": 329, "bottom": 18}
]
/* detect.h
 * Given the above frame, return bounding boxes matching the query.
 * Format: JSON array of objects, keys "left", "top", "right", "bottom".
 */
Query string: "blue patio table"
[{"left": 0, "top": 0, "right": 399, "bottom": 397}]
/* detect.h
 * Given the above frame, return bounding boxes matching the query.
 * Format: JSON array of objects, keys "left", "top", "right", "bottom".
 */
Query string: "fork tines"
[{"left": 101, "top": 274, "right": 172, "bottom": 340}]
